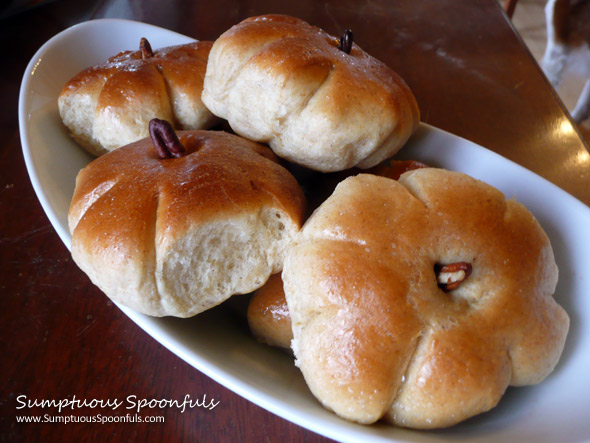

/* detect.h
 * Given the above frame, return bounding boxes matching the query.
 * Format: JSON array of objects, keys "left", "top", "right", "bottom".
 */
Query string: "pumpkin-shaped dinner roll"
[
  {"left": 282, "top": 170, "right": 569, "bottom": 429},
  {"left": 59, "top": 39, "right": 219, "bottom": 156},
  {"left": 247, "top": 160, "right": 429, "bottom": 350},
  {"left": 202, "top": 15, "right": 420, "bottom": 172},
  {"left": 68, "top": 120, "right": 306, "bottom": 317}
]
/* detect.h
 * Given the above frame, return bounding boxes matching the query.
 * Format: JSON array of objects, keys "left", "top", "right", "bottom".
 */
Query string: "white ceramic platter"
[{"left": 19, "top": 18, "right": 590, "bottom": 443}]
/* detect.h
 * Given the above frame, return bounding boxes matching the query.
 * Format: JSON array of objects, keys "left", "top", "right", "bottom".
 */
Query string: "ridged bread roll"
[
  {"left": 59, "top": 40, "right": 219, "bottom": 156},
  {"left": 246, "top": 160, "right": 429, "bottom": 349},
  {"left": 282, "top": 170, "right": 569, "bottom": 428},
  {"left": 68, "top": 126, "right": 306, "bottom": 317},
  {"left": 201, "top": 14, "right": 420, "bottom": 172}
]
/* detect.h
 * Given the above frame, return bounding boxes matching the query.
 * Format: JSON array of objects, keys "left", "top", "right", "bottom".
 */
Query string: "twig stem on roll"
[
  {"left": 435, "top": 262, "right": 472, "bottom": 291},
  {"left": 338, "top": 29, "right": 353, "bottom": 54},
  {"left": 140, "top": 37, "right": 154, "bottom": 59},
  {"left": 149, "top": 118, "right": 186, "bottom": 158}
]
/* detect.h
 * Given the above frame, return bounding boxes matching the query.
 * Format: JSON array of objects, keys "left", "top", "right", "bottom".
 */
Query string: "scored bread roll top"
[
  {"left": 282, "top": 170, "right": 569, "bottom": 428},
  {"left": 202, "top": 14, "right": 420, "bottom": 172},
  {"left": 68, "top": 129, "right": 306, "bottom": 317},
  {"left": 247, "top": 161, "right": 430, "bottom": 350},
  {"left": 59, "top": 40, "right": 219, "bottom": 156}
]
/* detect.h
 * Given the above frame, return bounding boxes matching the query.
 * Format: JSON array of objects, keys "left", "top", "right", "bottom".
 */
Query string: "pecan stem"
[
  {"left": 338, "top": 29, "right": 353, "bottom": 54},
  {"left": 149, "top": 119, "right": 185, "bottom": 159},
  {"left": 140, "top": 37, "right": 154, "bottom": 59},
  {"left": 435, "top": 262, "right": 472, "bottom": 292}
]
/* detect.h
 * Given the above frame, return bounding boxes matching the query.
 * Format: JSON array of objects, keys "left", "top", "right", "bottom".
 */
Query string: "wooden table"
[{"left": 2, "top": 0, "right": 589, "bottom": 442}]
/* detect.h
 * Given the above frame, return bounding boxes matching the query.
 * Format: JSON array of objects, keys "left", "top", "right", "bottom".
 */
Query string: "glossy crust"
[
  {"left": 282, "top": 170, "right": 569, "bottom": 428},
  {"left": 59, "top": 41, "right": 219, "bottom": 156},
  {"left": 247, "top": 160, "right": 430, "bottom": 349},
  {"left": 68, "top": 130, "right": 306, "bottom": 317},
  {"left": 201, "top": 14, "right": 420, "bottom": 172},
  {"left": 247, "top": 273, "right": 292, "bottom": 350}
]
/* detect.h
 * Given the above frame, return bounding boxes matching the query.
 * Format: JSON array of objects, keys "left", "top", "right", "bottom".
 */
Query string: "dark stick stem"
[
  {"left": 140, "top": 37, "right": 154, "bottom": 59},
  {"left": 338, "top": 29, "right": 353, "bottom": 54},
  {"left": 149, "top": 119, "right": 185, "bottom": 159}
]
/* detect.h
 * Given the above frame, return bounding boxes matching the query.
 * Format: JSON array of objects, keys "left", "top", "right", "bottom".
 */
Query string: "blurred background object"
[
  {"left": 0, "top": 0, "right": 58, "bottom": 19},
  {"left": 507, "top": 0, "right": 590, "bottom": 142}
]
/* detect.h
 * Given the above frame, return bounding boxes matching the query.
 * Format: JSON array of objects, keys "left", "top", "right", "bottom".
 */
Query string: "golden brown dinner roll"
[
  {"left": 247, "top": 273, "right": 292, "bottom": 350},
  {"left": 68, "top": 121, "right": 306, "bottom": 317},
  {"left": 201, "top": 14, "right": 420, "bottom": 172},
  {"left": 247, "top": 160, "right": 429, "bottom": 349},
  {"left": 59, "top": 39, "right": 219, "bottom": 156},
  {"left": 282, "top": 169, "right": 569, "bottom": 428}
]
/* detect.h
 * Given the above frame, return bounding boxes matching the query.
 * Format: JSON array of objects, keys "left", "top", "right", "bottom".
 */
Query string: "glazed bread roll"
[
  {"left": 282, "top": 170, "right": 569, "bottom": 428},
  {"left": 68, "top": 124, "right": 306, "bottom": 317},
  {"left": 247, "top": 273, "right": 292, "bottom": 350},
  {"left": 247, "top": 160, "right": 429, "bottom": 349},
  {"left": 59, "top": 39, "right": 219, "bottom": 156},
  {"left": 201, "top": 14, "right": 420, "bottom": 172}
]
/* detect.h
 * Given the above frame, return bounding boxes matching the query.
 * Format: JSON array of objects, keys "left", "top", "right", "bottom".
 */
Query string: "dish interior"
[{"left": 18, "top": 18, "right": 590, "bottom": 443}]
